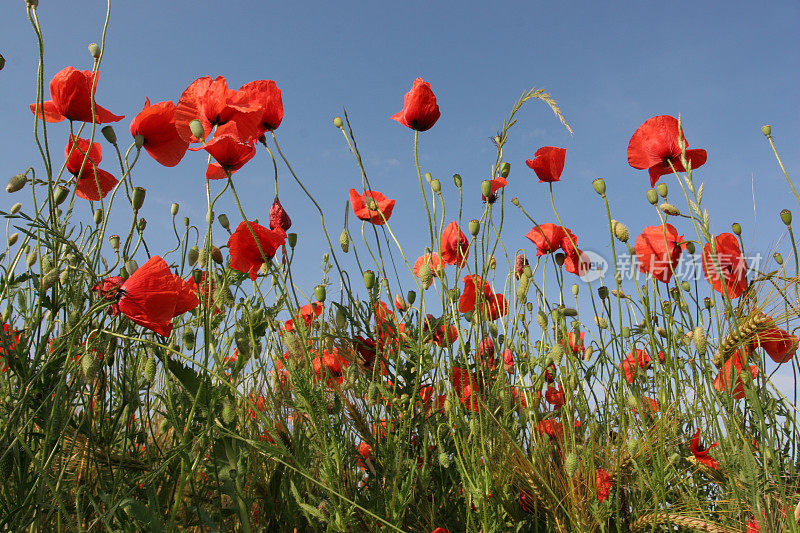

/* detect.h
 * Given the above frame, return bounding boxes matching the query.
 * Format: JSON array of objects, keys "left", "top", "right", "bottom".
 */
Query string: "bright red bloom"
[
  {"left": 714, "top": 350, "right": 758, "bottom": 400},
  {"left": 619, "top": 349, "right": 651, "bottom": 383},
  {"left": 129, "top": 98, "right": 189, "bottom": 167},
  {"left": 514, "top": 253, "right": 530, "bottom": 279},
  {"left": 482, "top": 177, "right": 508, "bottom": 203},
  {"left": 561, "top": 331, "right": 585, "bottom": 355},
  {"left": 312, "top": 348, "right": 349, "bottom": 387},
  {"left": 227, "top": 221, "right": 286, "bottom": 280},
  {"left": 451, "top": 367, "right": 481, "bottom": 412},
  {"left": 690, "top": 428, "right": 719, "bottom": 469},
  {"left": 510, "top": 387, "right": 528, "bottom": 408},
  {"left": 545, "top": 383, "right": 565, "bottom": 409},
  {"left": 525, "top": 147, "right": 567, "bottom": 183},
  {"left": 634, "top": 224, "right": 685, "bottom": 283},
  {"left": 190, "top": 125, "right": 257, "bottom": 179},
  {"left": 269, "top": 196, "right": 292, "bottom": 232},
  {"left": 627, "top": 115, "right": 708, "bottom": 187},
  {"left": 0, "top": 324, "right": 20, "bottom": 373},
  {"left": 440, "top": 222, "right": 469, "bottom": 267},
  {"left": 246, "top": 392, "right": 267, "bottom": 420},
  {"left": 477, "top": 335, "right": 496, "bottom": 368},
  {"left": 535, "top": 419, "right": 563, "bottom": 439},
  {"left": 596, "top": 468, "right": 613, "bottom": 502},
  {"left": 349, "top": 189, "right": 395, "bottom": 225},
  {"left": 64, "top": 136, "right": 118, "bottom": 200},
  {"left": 752, "top": 326, "right": 799, "bottom": 364},
  {"left": 390, "top": 77, "right": 440, "bottom": 132},
  {"left": 357, "top": 442, "right": 373, "bottom": 472},
  {"left": 503, "top": 349, "right": 515, "bottom": 373},
  {"left": 186, "top": 271, "right": 222, "bottom": 314},
  {"left": 285, "top": 302, "right": 323, "bottom": 331},
  {"left": 431, "top": 528, "right": 451, "bottom": 533},
  {"left": 174, "top": 75, "right": 262, "bottom": 143},
  {"left": 414, "top": 252, "right": 442, "bottom": 278},
  {"left": 237, "top": 79, "right": 284, "bottom": 135},
  {"left": 703, "top": 233, "right": 748, "bottom": 298},
  {"left": 30, "top": 66, "right": 124, "bottom": 124},
  {"left": 559, "top": 231, "right": 590, "bottom": 276},
  {"left": 432, "top": 324, "right": 458, "bottom": 347},
  {"left": 458, "top": 275, "right": 507, "bottom": 320},
  {"left": 525, "top": 223, "right": 570, "bottom": 256}
]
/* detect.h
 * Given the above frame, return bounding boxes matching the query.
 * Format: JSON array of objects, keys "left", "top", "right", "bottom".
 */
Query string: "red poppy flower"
[
  {"left": 525, "top": 223, "right": 570, "bottom": 256},
  {"left": 703, "top": 233, "right": 748, "bottom": 298},
  {"left": 627, "top": 115, "right": 708, "bottom": 186},
  {"left": 431, "top": 529, "right": 451, "bottom": 533},
  {"left": 752, "top": 326, "right": 799, "bottom": 364},
  {"left": 414, "top": 253, "right": 442, "bottom": 278},
  {"left": 64, "top": 136, "right": 118, "bottom": 200},
  {"left": 559, "top": 231, "right": 591, "bottom": 276},
  {"left": 596, "top": 468, "right": 613, "bottom": 502},
  {"left": 511, "top": 387, "right": 528, "bottom": 407},
  {"left": 634, "top": 224, "right": 685, "bottom": 283},
  {"left": 269, "top": 196, "right": 292, "bottom": 232},
  {"left": 312, "top": 348, "right": 349, "bottom": 387},
  {"left": 190, "top": 125, "right": 257, "bottom": 179},
  {"left": 477, "top": 335, "right": 496, "bottom": 368},
  {"left": 353, "top": 335, "right": 386, "bottom": 375},
  {"left": 349, "top": 189, "right": 395, "bottom": 225},
  {"left": 514, "top": 253, "right": 530, "bottom": 279},
  {"left": 237, "top": 79, "right": 284, "bottom": 135},
  {"left": 284, "top": 302, "right": 323, "bottom": 331},
  {"left": 30, "top": 66, "right": 124, "bottom": 124},
  {"left": 108, "top": 256, "right": 199, "bottom": 337},
  {"left": 545, "top": 383, "right": 565, "bottom": 409},
  {"left": 440, "top": 222, "right": 469, "bottom": 267},
  {"left": 458, "top": 275, "right": 507, "bottom": 320},
  {"left": 390, "top": 77, "right": 441, "bottom": 132},
  {"left": 246, "top": 392, "right": 267, "bottom": 420},
  {"left": 186, "top": 271, "right": 222, "bottom": 314},
  {"left": 432, "top": 324, "right": 458, "bottom": 347},
  {"left": 535, "top": 419, "right": 563, "bottom": 439},
  {"left": 227, "top": 221, "right": 286, "bottom": 280},
  {"left": 690, "top": 428, "right": 719, "bottom": 469},
  {"left": 619, "top": 349, "right": 651, "bottom": 383},
  {"left": 525, "top": 147, "right": 567, "bottom": 183},
  {"left": 451, "top": 367, "right": 481, "bottom": 411},
  {"left": 561, "top": 331, "right": 585, "bottom": 355},
  {"left": 503, "top": 349, "right": 515, "bottom": 373},
  {"left": 357, "top": 442, "right": 373, "bottom": 472},
  {"left": 0, "top": 324, "right": 20, "bottom": 373},
  {"left": 482, "top": 177, "right": 508, "bottom": 203},
  {"left": 713, "top": 350, "right": 758, "bottom": 400},
  {"left": 129, "top": 98, "right": 189, "bottom": 167},
  {"left": 174, "top": 75, "right": 262, "bottom": 143}
]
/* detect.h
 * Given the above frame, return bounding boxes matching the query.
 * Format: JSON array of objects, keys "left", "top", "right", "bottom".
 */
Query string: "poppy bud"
[
  {"left": 339, "top": 229, "right": 349, "bottom": 252},
  {"left": 555, "top": 253, "right": 565, "bottom": 267},
  {"left": 562, "top": 307, "right": 578, "bottom": 317},
  {"left": 592, "top": 177, "right": 606, "bottom": 196},
  {"left": 217, "top": 213, "right": 230, "bottom": 230},
  {"left": 571, "top": 284, "right": 579, "bottom": 296},
  {"left": 597, "top": 286, "right": 609, "bottom": 300},
  {"left": 394, "top": 294, "right": 407, "bottom": 311},
  {"left": 550, "top": 344, "right": 564, "bottom": 365},
  {"left": 774, "top": 252, "right": 783, "bottom": 265},
  {"left": 536, "top": 311, "right": 548, "bottom": 328},
  {"left": 0, "top": 54, "right": 4, "bottom": 71},
  {"left": 108, "top": 234, "right": 120, "bottom": 251},
  {"left": 287, "top": 232, "right": 297, "bottom": 248},
  {"left": 96, "top": 124, "right": 117, "bottom": 145},
  {"left": 333, "top": 116, "right": 343, "bottom": 129},
  {"left": 2, "top": 306, "right": 11, "bottom": 323},
  {"left": 125, "top": 259, "right": 139, "bottom": 275},
  {"left": 269, "top": 197, "right": 292, "bottom": 232},
  {"left": 693, "top": 326, "right": 707, "bottom": 355},
  {"left": 468, "top": 219, "right": 480, "bottom": 236},
  {"left": 314, "top": 285, "right": 327, "bottom": 302},
  {"left": 612, "top": 220, "right": 629, "bottom": 243},
  {"left": 431, "top": 179, "right": 441, "bottom": 192},
  {"left": 183, "top": 329, "right": 196, "bottom": 350},
  {"left": 761, "top": 124, "right": 771, "bottom": 137},
  {"left": 53, "top": 186, "right": 69, "bottom": 206},
  {"left": 621, "top": 327, "right": 630, "bottom": 338},
  {"left": 480, "top": 180, "right": 492, "bottom": 198},
  {"left": 731, "top": 222, "right": 741, "bottom": 235},
  {"left": 453, "top": 173, "right": 462, "bottom": 188},
  {"left": 169, "top": 203, "right": 179, "bottom": 216},
  {"left": 500, "top": 162, "right": 511, "bottom": 178},
  {"left": 88, "top": 43, "right": 101, "bottom": 59},
  {"left": 646, "top": 189, "right": 658, "bottom": 205},
  {"left": 685, "top": 241, "right": 696, "bottom": 254},
  {"left": 187, "top": 245, "right": 199, "bottom": 265},
  {"left": 657, "top": 204, "right": 681, "bottom": 218},
  {"left": 656, "top": 183, "right": 668, "bottom": 198},
  {"left": 595, "top": 316, "right": 607, "bottom": 329},
  {"left": 681, "top": 281, "right": 691, "bottom": 292},
  {"left": 334, "top": 305, "right": 347, "bottom": 329},
  {"left": 488, "top": 255, "right": 496, "bottom": 270},
  {"left": 780, "top": 209, "right": 792, "bottom": 226},
  {"left": 211, "top": 246, "right": 223, "bottom": 264},
  {"left": 418, "top": 263, "right": 433, "bottom": 289},
  {"left": 565, "top": 453, "right": 579, "bottom": 476},
  {"left": 189, "top": 119, "right": 205, "bottom": 141},
  {"left": 137, "top": 218, "right": 147, "bottom": 232},
  {"left": 134, "top": 134, "right": 145, "bottom": 149},
  {"left": 89, "top": 209, "right": 102, "bottom": 225},
  {"left": 82, "top": 350, "right": 101, "bottom": 381},
  {"left": 7, "top": 233, "right": 18, "bottom": 246},
  {"left": 406, "top": 290, "right": 416, "bottom": 305},
  {"left": 363, "top": 270, "right": 376, "bottom": 290},
  {"left": 424, "top": 172, "right": 433, "bottom": 184},
  {"left": 132, "top": 187, "right": 146, "bottom": 211},
  {"left": 144, "top": 355, "right": 156, "bottom": 384}
]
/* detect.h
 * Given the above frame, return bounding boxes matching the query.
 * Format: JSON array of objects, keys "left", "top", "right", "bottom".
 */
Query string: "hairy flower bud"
[
  {"left": 7, "top": 233, "right": 18, "bottom": 246},
  {"left": 418, "top": 263, "right": 433, "bottom": 289},
  {"left": 431, "top": 179, "right": 441, "bottom": 193},
  {"left": 646, "top": 189, "right": 658, "bottom": 205},
  {"left": 656, "top": 183, "right": 668, "bottom": 198},
  {"left": 88, "top": 43, "right": 101, "bottom": 59},
  {"left": 82, "top": 350, "right": 101, "bottom": 381},
  {"left": 363, "top": 270, "right": 376, "bottom": 290},
  {"left": 536, "top": 311, "right": 548, "bottom": 329},
  {"left": 693, "top": 326, "right": 707, "bottom": 355},
  {"left": 269, "top": 196, "right": 292, "bottom": 232},
  {"left": 182, "top": 329, "right": 196, "bottom": 349},
  {"left": 144, "top": 356, "right": 156, "bottom": 384},
  {"left": 453, "top": 174, "right": 462, "bottom": 188},
  {"left": 565, "top": 453, "right": 579, "bottom": 476},
  {"left": 659, "top": 203, "right": 680, "bottom": 216},
  {"left": 339, "top": 229, "right": 349, "bottom": 252},
  {"left": 53, "top": 186, "right": 69, "bottom": 206},
  {"left": 731, "top": 222, "right": 741, "bottom": 236},
  {"left": 314, "top": 285, "right": 327, "bottom": 302},
  {"left": 612, "top": 220, "right": 629, "bottom": 242},
  {"left": 187, "top": 245, "right": 199, "bottom": 266},
  {"left": 26, "top": 251, "right": 37, "bottom": 267},
  {"left": 333, "top": 116, "right": 343, "bottom": 129},
  {"left": 189, "top": 119, "right": 205, "bottom": 141},
  {"left": 592, "top": 177, "right": 606, "bottom": 196}
]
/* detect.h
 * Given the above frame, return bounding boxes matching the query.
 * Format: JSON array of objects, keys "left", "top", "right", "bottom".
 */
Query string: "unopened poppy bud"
[
  {"left": 183, "top": 329, "right": 196, "bottom": 349},
  {"left": 565, "top": 453, "right": 579, "bottom": 476},
  {"left": 431, "top": 179, "right": 441, "bottom": 192},
  {"left": 88, "top": 43, "right": 101, "bottom": 59},
  {"left": 314, "top": 285, "right": 327, "bottom": 302},
  {"left": 646, "top": 189, "right": 658, "bottom": 205},
  {"left": 621, "top": 327, "right": 630, "bottom": 338},
  {"left": 774, "top": 252, "right": 784, "bottom": 265},
  {"left": 468, "top": 219, "right": 480, "bottom": 236},
  {"left": 761, "top": 124, "right": 771, "bottom": 137},
  {"left": 10, "top": 202, "right": 21, "bottom": 214},
  {"left": 333, "top": 116, "right": 343, "bottom": 129},
  {"left": 189, "top": 119, "right": 205, "bottom": 141},
  {"left": 187, "top": 245, "right": 199, "bottom": 265},
  {"left": 2, "top": 307, "right": 11, "bottom": 322},
  {"left": 685, "top": 241, "right": 696, "bottom": 254},
  {"left": 612, "top": 220, "right": 629, "bottom": 242},
  {"left": 592, "top": 177, "right": 606, "bottom": 196},
  {"left": 550, "top": 344, "right": 564, "bottom": 365},
  {"left": 91, "top": 208, "right": 102, "bottom": 224},
  {"left": 780, "top": 209, "right": 792, "bottom": 226},
  {"left": 731, "top": 222, "right": 741, "bottom": 235},
  {"left": 100, "top": 124, "right": 116, "bottom": 144},
  {"left": 211, "top": 246, "right": 223, "bottom": 264},
  {"left": 424, "top": 172, "right": 433, "bottom": 184},
  {"left": 134, "top": 134, "right": 145, "bottom": 149},
  {"left": 26, "top": 251, "right": 37, "bottom": 268},
  {"left": 137, "top": 218, "right": 147, "bottom": 232},
  {"left": 109, "top": 234, "right": 120, "bottom": 251},
  {"left": 132, "top": 187, "right": 146, "bottom": 211},
  {"left": 488, "top": 255, "right": 496, "bottom": 270},
  {"left": 511, "top": 197, "right": 521, "bottom": 208},
  {"left": 54, "top": 186, "right": 69, "bottom": 206},
  {"left": 571, "top": 284, "right": 579, "bottom": 296},
  {"left": 500, "top": 162, "right": 511, "bottom": 178},
  {"left": 595, "top": 316, "right": 607, "bottom": 329},
  {"left": 555, "top": 252, "right": 565, "bottom": 267},
  {"left": 287, "top": 232, "right": 297, "bottom": 248},
  {"left": 7, "top": 233, "right": 18, "bottom": 246},
  {"left": 597, "top": 286, "right": 609, "bottom": 299},
  {"left": 119, "top": 266, "right": 128, "bottom": 278},
  {"left": 363, "top": 270, "right": 376, "bottom": 290},
  {"left": 334, "top": 305, "right": 347, "bottom": 329},
  {"left": 480, "top": 180, "right": 492, "bottom": 198},
  {"left": 339, "top": 229, "right": 349, "bottom": 252},
  {"left": 217, "top": 213, "right": 230, "bottom": 230},
  {"left": 418, "top": 263, "right": 433, "bottom": 289},
  {"left": 394, "top": 294, "right": 407, "bottom": 311},
  {"left": 656, "top": 183, "right": 668, "bottom": 198},
  {"left": 6, "top": 173, "right": 27, "bottom": 193},
  {"left": 406, "top": 290, "right": 416, "bottom": 305},
  {"left": 82, "top": 350, "right": 101, "bottom": 381},
  {"left": 536, "top": 311, "right": 548, "bottom": 328},
  {"left": 659, "top": 203, "right": 680, "bottom": 216},
  {"left": 693, "top": 326, "right": 707, "bottom": 355},
  {"left": 125, "top": 259, "right": 138, "bottom": 274},
  {"left": 170, "top": 203, "right": 179, "bottom": 216},
  {"left": 681, "top": 281, "right": 691, "bottom": 292}
]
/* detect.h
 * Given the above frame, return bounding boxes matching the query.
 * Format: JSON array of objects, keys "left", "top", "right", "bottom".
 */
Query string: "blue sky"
[{"left": 1, "top": 1, "right": 799, "bottom": 388}]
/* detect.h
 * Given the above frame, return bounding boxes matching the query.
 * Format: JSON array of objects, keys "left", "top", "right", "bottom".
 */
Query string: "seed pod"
[
  {"left": 335, "top": 305, "right": 347, "bottom": 329},
  {"left": 144, "top": 356, "right": 156, "bottom": 384},
  {"left": 500, "top": 162, "right": 511, "bottom": 178},
  {"left": 565, "top": 452, "right": 579, "bottom": 476},
  {"left": 125, "top": 259, "right": 138, "bottom": 275},
  {"left": 693, "top": 326, "right": 707, "bottom": 355},
  {"left": 216, "top": 213, "right": 230, "bottom": 230},
  {"left": 731, "top": 222, "right": 741, "bottom": 236},
  {"left": 612, "top": 220, "right": 629, "bottom": 243},
  {"left": 761, "top": 124, "right": 772, "bottom": 137},
  {"left": 333, "top": 116, "right": 343, "bottom": 129},
  {"left": 781, "top": 209, "right": 792, "bottom": 226},
  {"left": 431, "top": 179, "right": 441, "bottom": 193},
  {"left": 453, "top": 174, "right": 462, "bottom": 188},
  {"left": 101, "top": 124, "right": 117, "bottom": 144},
  {"left": 7, "top": 233, "right": 18, "bottom": 246},
  {"left": 188, "top": 245, "right": 199, "bottom": 266},
  {"left": 656, "top": 183, "right": 668, "bottom": 198},
  {"left": 406, "top": 290, "right": 416, "bottom": 305},
  {"left": 88, "top": 42, "right": 101, "bottom": 59},
  {"left": 468, "top": 219, "right": 480, "bottom": 236},
  {"left": 339, "top": 229, "right": 349, "bottom": 252},
  {"left": 592, "top": 177, "right": 606, "bottom": 196},
  {"left": 6, "top": 174, "right": 27, "bottom": 193},
  {"left": 774, "top": 252, "right": 784, "bottom": 265},
  {"left": 314, "top": 285, "right": 327, "bottom": 302},
  {"left": 287, "top": 232, "right": 297, "bottom": 248}
]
